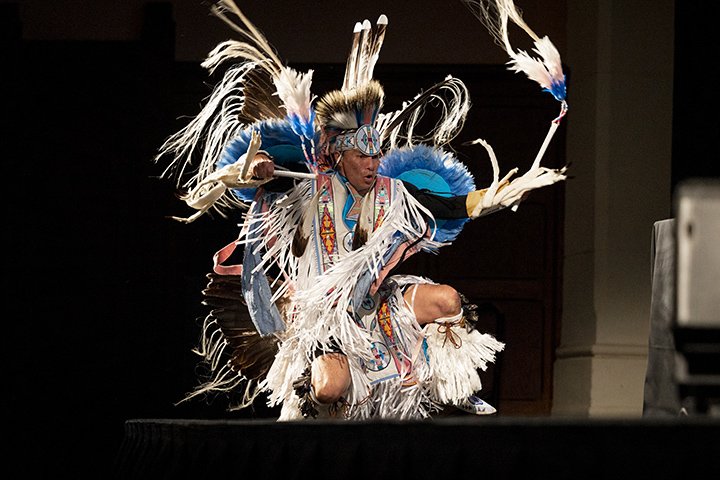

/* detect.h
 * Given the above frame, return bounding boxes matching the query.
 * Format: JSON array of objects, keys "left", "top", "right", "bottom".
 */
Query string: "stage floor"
[{"left": 115, "top": 416, "right": 720, "bottom": 479}]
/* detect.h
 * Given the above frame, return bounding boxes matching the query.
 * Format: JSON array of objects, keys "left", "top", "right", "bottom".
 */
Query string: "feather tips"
[
  {"left": 211, "top": 0, "right": 284, "bottom": 74},
  {"left": 507, "top": 36, "right": 566, "bottom": 101},
  {"left": 274, "top": 67, "right": 317, "bottom": 138},
  {"left": 342, "top": 15, "right": 389, "bottom": 92},
  {"left": 462, "top": 0, "right": 566, "bottom": 101},
  {"left": 210, "top": 2, "right": 318, "bottom": 117},
  {"left": 343, "top": 22, "right": 364, "bottom": 93}
]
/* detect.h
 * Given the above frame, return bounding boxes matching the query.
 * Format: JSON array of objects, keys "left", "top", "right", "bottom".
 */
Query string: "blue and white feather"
[
  {"left": 274, "top": 67, "right": 317, "bottom": 140},
  {"left": 463, "top": 0, "right": 566, "bottom": 102},
  {"left": 379, "top": 145, "right": 475, "bottom": 242},
  {"left": 155, "top": 0, "right": 320, "bottom": 215},
  {"left": 219, "top": 119, "right": 317, "bottom": 203}
]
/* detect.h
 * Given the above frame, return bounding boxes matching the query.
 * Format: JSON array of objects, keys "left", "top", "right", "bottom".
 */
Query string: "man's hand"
[{"left": 249, "top": 154, "right": 275, "bottom": 179}]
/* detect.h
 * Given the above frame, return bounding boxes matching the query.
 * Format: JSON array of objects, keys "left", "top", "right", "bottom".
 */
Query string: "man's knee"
[
  {"left": 408, "top": 283, "right": 462, "bottom": 325},
  {"left": 311, "top": 353, "right": 351, "bottom": 404},
  {"left": 433, "top": 284, "right": 462, "bottom": 318}
]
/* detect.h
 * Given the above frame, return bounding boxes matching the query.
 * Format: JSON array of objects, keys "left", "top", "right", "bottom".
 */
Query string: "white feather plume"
[
  {"left": 342, "top": 15, "right": 388, "bottom": 92},
  {"left": 532, "top": 36, "right": 563, "bottom": 80},
  {"left": 463, "top": 0, "right": 566, "bottom": 101},
  {"left": 375, "top": 76, "right": 470, "bottom": 151},
  {"left": 274, "top": 67, "right": 316, "bottom": 121}
]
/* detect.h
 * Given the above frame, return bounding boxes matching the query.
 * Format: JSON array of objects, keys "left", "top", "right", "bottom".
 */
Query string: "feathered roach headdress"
[
  {"left": 315, "top": 79, "right": 385, "bottom": 158},
  {"left": 314, "top": 14, "right": 476, "bottom": 167},
  {"left": 314, "top": 17, "right": 387, "bottom": 163}
]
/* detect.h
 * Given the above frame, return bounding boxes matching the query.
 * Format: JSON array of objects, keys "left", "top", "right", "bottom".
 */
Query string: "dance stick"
[{"left": 272, "top": 170, "right": 317, "bottom": 180}]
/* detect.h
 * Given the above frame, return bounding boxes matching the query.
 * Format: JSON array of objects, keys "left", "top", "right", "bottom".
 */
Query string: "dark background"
[{"left": 4, "top": 1, "right": 718, "bottom": 477}]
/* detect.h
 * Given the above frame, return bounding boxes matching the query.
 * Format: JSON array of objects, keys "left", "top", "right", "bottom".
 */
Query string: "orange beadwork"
[
  {"left": 320, "top": 206, "right": 336, "bottom": 255},
  {"left": 377, "top": 301, "right": 394, "bottom": 341}
]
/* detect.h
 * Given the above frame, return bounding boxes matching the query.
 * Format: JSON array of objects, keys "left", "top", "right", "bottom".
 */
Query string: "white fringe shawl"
[
  {"left": 273, "top": 274, "right": 441, "bottom": 421},
  {"left": 189, "top": 176, "right": 504, "bottom": 419},
  {"left": 247, "top": 178, "right": 448, "bottom": 419}
]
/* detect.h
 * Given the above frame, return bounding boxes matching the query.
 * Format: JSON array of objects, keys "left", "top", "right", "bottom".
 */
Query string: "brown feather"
[
  {"left": 202, "top": 273, "right": 279, "bottom": 381},
  {"left": 292, "top": 188, "right": 322, "bottom": 257},
  {"left": 239, "top": 66, "right": 285, "bottom": 123},
  {"left": 351, "top": 191, "right": 375, "bottom": 250},
  {"left": 291, "top": 226, "right": 309, "bottom": 258},
  {"left": 343, "top": 24, "right": 362, "bottom": 92},
  {"left": 351, "top": 226, "right": 368, "bottom": 251}
]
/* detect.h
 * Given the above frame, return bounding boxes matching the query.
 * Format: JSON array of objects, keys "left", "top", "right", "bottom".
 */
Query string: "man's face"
[{"left": 337, "top": 149, "right": 381, "bottom": 195}]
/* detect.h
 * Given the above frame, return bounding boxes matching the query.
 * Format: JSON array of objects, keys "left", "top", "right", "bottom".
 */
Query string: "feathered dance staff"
[{"left": 462, "top": 0, "right": 568, "bottom": 213}]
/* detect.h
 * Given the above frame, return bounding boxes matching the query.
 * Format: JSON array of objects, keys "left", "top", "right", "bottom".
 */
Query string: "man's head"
[
  {"left": 336, "top": 149, "right": 381, "bottom": 195},
  {"left": 315, "top": 80, "right": 385, "bottom": 173}
]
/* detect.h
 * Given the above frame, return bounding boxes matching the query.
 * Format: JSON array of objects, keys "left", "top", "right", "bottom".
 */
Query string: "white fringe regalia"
[
  {"left": 155, "top": 1, "right": 569, "bottom": 421},
  {"left": 238, "top": 171, "right": 504, "bottom": 420}
]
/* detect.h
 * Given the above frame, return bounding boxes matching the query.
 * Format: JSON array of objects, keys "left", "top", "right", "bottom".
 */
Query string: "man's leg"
[
  {"left": 404, "top": 283, "right": 462, "bottom": 325},
  {"left": 404, "top": 282, "right": 497, "bottom": 415},
  {"left": 311, "top": 352, "right": 351, "bottom": 404}
]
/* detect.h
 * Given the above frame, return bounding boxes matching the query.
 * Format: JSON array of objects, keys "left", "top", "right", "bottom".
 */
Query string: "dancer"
[{"left": 157, "top": 0, "right": 568, "bottom": 420}]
